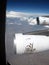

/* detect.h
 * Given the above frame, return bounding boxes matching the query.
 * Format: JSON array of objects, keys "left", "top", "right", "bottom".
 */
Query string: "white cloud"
[
  {"left": 19, "top": 17, "right": 28, "bottom": 21},
  {"left": 39, "top": 17, "right": 49, "bottom": 24},
  {"left": 44, "top": 25, "right": 49, "bottom": 28},
  {"left": 6, "top": 11, "right": 49, "bottom": 25},
  {"left": 28, "top": 18, "right": 33, "bottom": 22},
  {"left": 6, "top": 11, "right": 49, "bottom": 18},
  {"left": 6, "top": 11, "right": 33, "bottom": 18},
  {"left": 29, "top": 18, "right": 37, "bottom": 25},
  {"left": 6, "top": 11, "right": 37, "bottom": 25}
]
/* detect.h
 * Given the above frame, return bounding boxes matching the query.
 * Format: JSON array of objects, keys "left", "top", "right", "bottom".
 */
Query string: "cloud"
[
  {"left": 6, "top": 11, "right": 49, "bottom": 25},
  {"left": 28, "top": 18, "right": 37, "bottom": 25},
  {"left": 39, "top": 17, "right": 49, "bottom": 24},
  {"left": 6, "top": 11, "right": 37, "bottom": 25},
  {"left": 6, "top": 11, "right": 33, "bottom": 18},
  {"left": 6, "top": 11, "right": 49, "bottom": 18}
]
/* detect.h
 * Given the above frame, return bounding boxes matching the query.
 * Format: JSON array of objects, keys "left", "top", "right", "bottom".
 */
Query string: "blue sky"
[{"left": 6, "top": 0, "right": 49, "bottom": 14}]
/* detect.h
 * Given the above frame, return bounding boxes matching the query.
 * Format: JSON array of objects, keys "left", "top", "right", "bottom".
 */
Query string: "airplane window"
[{"left": 5, "top": 0, "right": 49, "bottom": 65}]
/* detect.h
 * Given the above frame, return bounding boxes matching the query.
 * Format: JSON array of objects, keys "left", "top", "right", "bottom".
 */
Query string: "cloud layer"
[
  {"left": 6, "top": 11, "right": 49, "bottom": 25},
  {"left": 6, "top": 11, "right": 33, "bottom": 18},
  {"left": 6, "top": 11, "right": 38, "bottom": 25},
  {"left": 6, "top": 11, "right": 49, "bottom": 18}
]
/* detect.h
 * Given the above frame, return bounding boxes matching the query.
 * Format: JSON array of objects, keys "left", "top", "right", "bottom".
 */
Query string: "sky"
[{"left": 6, "top": 0, "right": 49, "bottom": 14}]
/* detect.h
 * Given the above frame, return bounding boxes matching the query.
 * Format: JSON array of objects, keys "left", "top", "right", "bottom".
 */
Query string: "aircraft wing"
[{"left": 23, "top": 25, "right": 49, "bottom": 35}]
